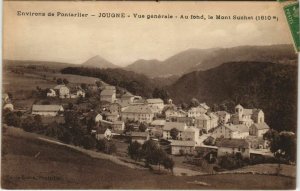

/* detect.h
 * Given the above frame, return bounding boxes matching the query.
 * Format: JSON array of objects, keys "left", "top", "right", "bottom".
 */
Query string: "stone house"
[
  {"left": 249, "top": 122, "right": 270, "bottom": 137},
  {"left": 100, "top": 89, "right": 116, "bottom": 103},
  {"left": 216, "top": 138, "right": 250, "bottom": 159},
  {"left": 170, "top": 140, "right": 196, "bottom": 155},
  {"left": 54, "top": 85, "right": 70, "bottom": 98},
  {"left": 32, "top": 105, "right": 64, "bottom": 116},
  {"left": 121, "top": 104, "right": 154, "bottom": 123},
  {"left": 231, "top": 104, "right": 265, "bottom": 127},
  {"left": 146, "top": 98, "right": 164, "bottom": 114},
  {"left": 212, "top": 124, "right": 249, "bottom": 139}
]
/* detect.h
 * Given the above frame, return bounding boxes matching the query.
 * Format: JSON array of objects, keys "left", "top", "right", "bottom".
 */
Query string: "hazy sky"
[{"left": 3, "top": 1, "right": 292, "bottom": 66}]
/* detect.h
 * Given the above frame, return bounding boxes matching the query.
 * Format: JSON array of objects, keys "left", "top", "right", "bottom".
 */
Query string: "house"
[
  {"left": 195, "top": 113, "right": 218, "bottom": 132},
  {"left": 112, "top": 120, "right": 125, "bottom": 131},
  {"left": 195, "top": 114, "right": 211, "bottom": 132},
  {"left": 105, "top": 112, "right": 119, "bottom": 122},
  {"left": 231, "top": 104, "right": 265, "bottom": 127},
  {"left": 212, "top": 124, "right": 249, "bottom": 139},
  {"left": 165, "top": 108, "right": 187, "bottom": 121},
  {"left": 246, "top": 136, "right": 269, "bottom": 149},
  {"left": 3, "top": 103, "right": 14, "bottom": 111},
  {"left": 188, "top": 106, "right": 207, "bottom": 118},
  {"left": 100, "top": 89, "right": 116, "bottom": 103},
  {"left": 32, "top": 105, "right": 64, "bottom": 116},
  {"left": 176, "top": 117, "right": 194, "bottom": 126},
  {"left": 73, "top": 87, "right": 86, "bottom": 98},
  {"left": 216, "top": 138, "right": 250, "bottom": 159},
  {"left": 162, "top": 122, "right": 199, "bottom": 142},
  {"left": 54, "top": 85, "right": 70, "bottom": 98},
  {"left": 146, "top": 98, "right": 164, "bottom": 114},
  {"left": 170, "top": 140, "right": 196, "bottom": 155},
  {"left": 103, "top": 85, "right": 116, "bottom": 90},
  {"left": 150, "top": 119, "right": 166, "bottom": 128},
  {"left": 95, "top": 128, "right": 112, "bottom": 140},
  {"left": 130, "top": 132, "right": 150, "bottom": 144},
  {"left": 199, "top": 103, "right": 210, "bottom": 110},
  {"left": 108, "top": 103, "right": 122, "bottom": 114},
  {"left": 46, "top": 89, "right": 56, "bottom": 97},
  {"left": 214, "top": 111, "right": 231, "bottom": 124},
  {"left": 208, "top": 112, "right": 219, "bottom": 128},
  {"left": 121, "top": 104, "right": 154, "bottom": 123},
  {"left": 95, "top": 114, "right": 103, "bottom": 123},
  {"left": 163, "top": 122, "right": 187, "bottom": 140},
  {"left": 249, "top": 122, "right": 270, "bottom": 137},
  {"left": 121, "top": 92, "right": 135, "bottom": 102}
]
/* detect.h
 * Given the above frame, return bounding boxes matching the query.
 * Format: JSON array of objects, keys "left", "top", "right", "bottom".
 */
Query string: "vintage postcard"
[{"left": 2, "top": 1, "right": 298, "bottom": 189}]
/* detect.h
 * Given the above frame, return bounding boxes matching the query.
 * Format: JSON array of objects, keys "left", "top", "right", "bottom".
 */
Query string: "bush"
[
  {"left": 128, "top": 141, "right": 142, "bottom": 161},
  {"left": 96, "top": 139, "right": 117, "bottom": 154},
  {"left": 218, "top": 154, "right": 245, "bottom": 170},
  {"left": 4, "top": 112, "right": 21, "bottom": 127},
  {"left": 81, "top": 135, "right": 96, "bottom": 149},
  {"left": 58, "top": 129, "right": 73, "bottom": 144}
]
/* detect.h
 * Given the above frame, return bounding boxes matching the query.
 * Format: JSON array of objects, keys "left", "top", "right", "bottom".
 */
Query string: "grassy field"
[{"left": 1, "top": 127, "right": 295, "bottom": 189}]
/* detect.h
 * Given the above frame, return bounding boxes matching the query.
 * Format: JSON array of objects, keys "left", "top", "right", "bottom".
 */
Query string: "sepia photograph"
[{"left": 1, "top": 1, "right": 298, "bottom": 189}]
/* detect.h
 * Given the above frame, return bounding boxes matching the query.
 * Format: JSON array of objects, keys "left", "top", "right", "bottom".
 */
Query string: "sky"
[{"left": 3, "top": 1, "right": 293, "bottom": 66}]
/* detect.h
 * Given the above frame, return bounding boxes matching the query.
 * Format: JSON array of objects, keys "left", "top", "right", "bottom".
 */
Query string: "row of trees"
[
  {"left": 128, "top": 140, "right": 174, "bottom": 173},
  {"left": 3, "top": 109, "right": 117, "bottom": 155}
]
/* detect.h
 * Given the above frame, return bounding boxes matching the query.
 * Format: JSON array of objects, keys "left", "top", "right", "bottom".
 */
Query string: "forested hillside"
[{"left": 167, "top": 62, "right": 297, "bottom": 132}]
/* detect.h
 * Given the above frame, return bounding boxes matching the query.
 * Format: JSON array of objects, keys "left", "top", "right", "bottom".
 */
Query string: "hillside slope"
[{"left": 167, "top": 62, "right": 297, "bottom": 132}]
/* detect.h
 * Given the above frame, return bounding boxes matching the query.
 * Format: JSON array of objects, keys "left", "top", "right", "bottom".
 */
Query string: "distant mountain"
[
  {"left": 82, "top": 55, "right": 118, "bottom": 69},
  {"left": 124, "top": 44, "right": 297, "bottom": 78},
  {"left": 167, "top": 61, "right": 297, "bottom": 132}
]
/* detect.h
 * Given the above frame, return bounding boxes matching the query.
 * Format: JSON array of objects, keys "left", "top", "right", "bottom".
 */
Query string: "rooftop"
[
  {"left": 216, "top": 138, "right": 249, "bottom": 148},
  {"left": 163, "top": 122, "right": 187, "bottom": 131},
  {"left": 146, "top": 98, "right": 164, "bottom": 104},
  {"left": 100, "top": 89, "right": 116, "bottom": 96},
  {"left": 122, "top": 104, "right": 153, "bottom": 114},
  {"left": 250, "top": 122, "right": 270, "bottom": 130},
  {"left": 32, "top": 105, "right": 63, "bottom": 112},
  {"left": 170, "top": 140, "right": 195, "bottom": 147}
]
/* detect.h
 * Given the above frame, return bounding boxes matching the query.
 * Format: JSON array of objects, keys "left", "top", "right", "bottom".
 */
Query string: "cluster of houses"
[
  {"left": 22, "top": 82, "right": 271, "bottom": 160},
  {"left": 47, "top": 84, "right": 86, "bottom": 99}
]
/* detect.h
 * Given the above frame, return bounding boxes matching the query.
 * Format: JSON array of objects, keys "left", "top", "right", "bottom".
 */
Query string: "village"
[{"left": 2, "top": 77, "right": 278, "bottom": 175}]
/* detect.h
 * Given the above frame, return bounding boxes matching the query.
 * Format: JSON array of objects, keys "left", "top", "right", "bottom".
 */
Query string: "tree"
[
  {"left": 81, "top": 135, "right": 96, "bottom": 149},
  {"left": 95, "top": 81, "right": 103, "bottom": 87},
  {"left": 189, "top": 98, "right": 200, "bottom": 107},
  {"left": 141, "top": 140, "right": 168, "bottom": 171},
  {"left": 58, "top": 129, "right": 73, "bottom": 144},
  {"left": 152, "top": 88, "right": 169, "bottom": 103},
  {"left": 139, "top": 123, "right": 148, "bottom": 132},
  {"left": 128, "top": 141, "right": 142, "bottom": 161},
  {"left": 162, "top": 155, "right": 175, "bottom": 174},
  {"left": 21, "top": 116, "right": 36, "bottom": 132},
  {"left": 4, "top": 112, "right": 21, "bottom": 127},
  {"left": 63, "top": 78, "right": 69, "bottom": 85},
  {"left": 170, "top": 128, "right": 179, "bottom": 140},
  {"left": 96, "top": 139, "right": 117, "bottom": 154},
  {"left": 263, "top": 129, "right": 296, "bottom": 163}
]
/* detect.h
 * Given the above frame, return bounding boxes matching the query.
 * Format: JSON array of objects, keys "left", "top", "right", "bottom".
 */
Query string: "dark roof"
[
  {"left": 216, "top": 139, "right": 249, "bottom": 149},
  {"left": 122, "top": 105, "right": 153, "bottom": 114},
  {"left": 250, "top": 122, "right": 270, "bottom": 130},
  {"left": 100, "top": 89, "right": 115, "bottom": 96},
  {"left": 163, "top": 122, "right": 187, "bottom": 131}
]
